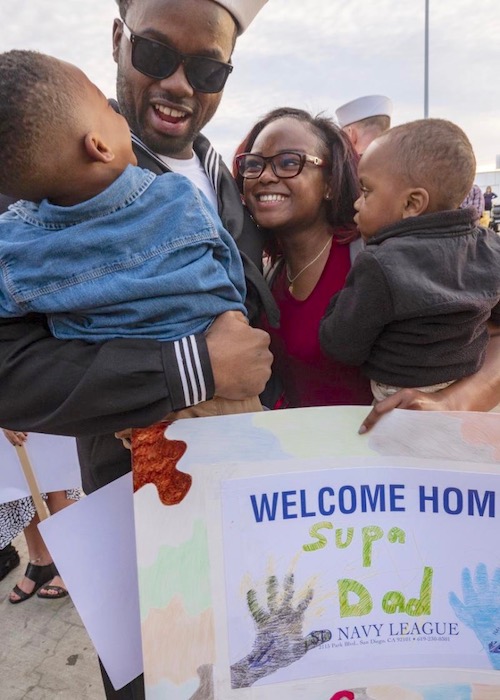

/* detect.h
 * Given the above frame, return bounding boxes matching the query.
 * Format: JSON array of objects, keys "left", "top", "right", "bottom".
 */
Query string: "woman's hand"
[{"left": 2, "top": 429, "right": 28, "bottom": 447}]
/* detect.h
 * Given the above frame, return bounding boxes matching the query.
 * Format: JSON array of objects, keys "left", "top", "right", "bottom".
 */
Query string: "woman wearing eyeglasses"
[
  {"left": 235, "top": 107, "right": 373, "bottom": 409},
  {"left": 235, "top": 107, "right": 500, "bottom": 422}
]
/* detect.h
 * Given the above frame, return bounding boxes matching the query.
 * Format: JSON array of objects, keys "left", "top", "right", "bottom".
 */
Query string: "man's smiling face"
[{"left": 113, "top": 0, "right": 236, "bottom": 158}]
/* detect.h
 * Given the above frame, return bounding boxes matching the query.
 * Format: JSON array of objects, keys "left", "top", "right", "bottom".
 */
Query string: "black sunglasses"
[
  {"left": 235, "top": 151, "right": 326, "bottom": 179},
  {"left": 121, "top": 22, "right": 233, "bottom": 94}
]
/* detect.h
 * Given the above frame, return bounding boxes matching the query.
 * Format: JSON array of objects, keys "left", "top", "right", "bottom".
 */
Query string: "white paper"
[
  {"left": 39, "top": 473, "right": 143, "bottom": 690},
  {"left": 222, "top": 465, "right": 498, "bottom": 680},
  {"left": 0, "top": 432, "right": 81, "bottom": 504}
]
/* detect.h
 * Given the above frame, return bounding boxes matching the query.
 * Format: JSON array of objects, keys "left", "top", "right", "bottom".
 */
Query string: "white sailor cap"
[
  {"left": 335, "top": 95, "right": 393, "bottom": 128},
  {"left": 213, "top": 0, "right": 268, "bottom": 34},
  {"left": 115, "top": 0, "right": 268, "bottom": 36}
]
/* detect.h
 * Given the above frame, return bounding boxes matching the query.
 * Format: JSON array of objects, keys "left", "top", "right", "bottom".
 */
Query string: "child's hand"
[{"left": 2, "top": 429, "right": 28, "bottom": 447}]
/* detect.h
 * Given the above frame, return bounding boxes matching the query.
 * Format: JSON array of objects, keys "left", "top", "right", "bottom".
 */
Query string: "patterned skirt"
[{"left": 0, "top": 489, "right": 81, "bottom": 549}]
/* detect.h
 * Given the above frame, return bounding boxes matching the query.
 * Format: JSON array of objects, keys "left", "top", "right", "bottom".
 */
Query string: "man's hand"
[{"left": 205, "top": 311, "right": 272, "bottom": 400}]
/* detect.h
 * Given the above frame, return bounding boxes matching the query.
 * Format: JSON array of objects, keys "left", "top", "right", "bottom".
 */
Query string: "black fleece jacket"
[{"left": 320, "top": 208, "right": 500, "bottom": 387}]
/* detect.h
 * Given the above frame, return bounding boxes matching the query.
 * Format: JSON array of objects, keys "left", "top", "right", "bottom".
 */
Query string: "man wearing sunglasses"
[
  {"left": 0, "top": 2, "right": 274, "bottom": 699},
  {"left": 111, "top": 0, "right": 277, "bottom": 331},
  {"left": 107, "top": 5, "right": 275, "bottom": 696}
]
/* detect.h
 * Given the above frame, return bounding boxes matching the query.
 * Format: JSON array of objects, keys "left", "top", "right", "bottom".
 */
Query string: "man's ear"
[
  {"left": 403, "top": 187, "right": 429, "bottom": 218},
  {"left": 84, "top": 132, "right": 115, "bottom": 163},
  {"left": 112, "top": 18, "right": 123, "bottom": 63},
  {"left": 344, "top": 125, "right": 357, "bottom": 148}
]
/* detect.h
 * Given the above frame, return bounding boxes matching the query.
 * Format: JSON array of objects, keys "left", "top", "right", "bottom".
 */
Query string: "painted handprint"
[
  {"left": 449, "top": 563, "right": 500, "bottom": 669},
  {"left": 230, "top": 572, "right": 331, "bottom": 688}
]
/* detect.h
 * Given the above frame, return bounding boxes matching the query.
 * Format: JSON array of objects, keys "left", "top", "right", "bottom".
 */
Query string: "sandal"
[
  {"left": 0, "top": 544, "right": 20, "bottom": 582},
  {"left": 9, "top": 562, "right": 58, "bottom": 604},
  {"left": 37, "top": 582, "right": 69, "bottom": 600}
]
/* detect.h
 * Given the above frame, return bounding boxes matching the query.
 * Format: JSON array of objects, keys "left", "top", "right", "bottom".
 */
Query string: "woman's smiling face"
[{"left": 243, "top": 117, "right": 331, "bottom": 234}]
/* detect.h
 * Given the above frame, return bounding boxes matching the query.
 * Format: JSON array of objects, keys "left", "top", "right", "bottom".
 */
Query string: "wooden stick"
[{"left": 15, "top": 444, "right": 48, "bottom": 521}]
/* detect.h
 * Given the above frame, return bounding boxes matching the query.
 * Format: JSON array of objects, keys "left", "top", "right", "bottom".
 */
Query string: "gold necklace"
[{"left": 286, "top": 237, "right": 332, "bottom": 284}]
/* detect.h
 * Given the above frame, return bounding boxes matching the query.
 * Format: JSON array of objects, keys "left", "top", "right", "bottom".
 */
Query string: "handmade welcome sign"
[{"left": 131, "top": 407, "right": 500, "bottom": 700}]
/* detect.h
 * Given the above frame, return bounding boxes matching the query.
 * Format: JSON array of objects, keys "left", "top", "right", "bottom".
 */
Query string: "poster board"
[
  {"left": 0, "top": 432, "right": 81, "bottom": 504},
  {"left": 132, "top": 407, "right": 500, "bottom": 699},
  {"left": 39, "top": 472, "right": 143, "bottom": 690}
]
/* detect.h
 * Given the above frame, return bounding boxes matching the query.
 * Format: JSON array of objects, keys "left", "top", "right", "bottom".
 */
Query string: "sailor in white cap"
[{"left": 335, "top": 94, "right": 393, "bottom": 155}]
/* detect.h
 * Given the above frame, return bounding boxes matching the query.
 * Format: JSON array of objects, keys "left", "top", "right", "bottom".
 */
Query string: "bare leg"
[
  {"left": 46, "top": 490, "right": 76, "bottom": 516},
  {"left": 9, "top": 513, "right": 53, "bottom": 602},
  {"left": 37, "top": 490, "right": 77, "bottom": 596}
]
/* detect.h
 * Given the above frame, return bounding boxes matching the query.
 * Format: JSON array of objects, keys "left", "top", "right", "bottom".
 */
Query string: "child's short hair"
[
  {"left": 380, "top": 118, "right": 476, "bottom": 210},
  {"left": 0, "top": 50, "right": 80, "bottom": 196}
]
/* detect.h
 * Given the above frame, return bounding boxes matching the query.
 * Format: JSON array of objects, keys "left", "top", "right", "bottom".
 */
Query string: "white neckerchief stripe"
[
  {"left": 204, "top": 146, "right": 214, "bottom": 182},
  {"left": 132, "top": 131, "right": 221, "bottom": 197},
  {"left": 131, "top": 132, "right": 220, "bottom": 200},
  {"left": 204, "top": 145, "right": 219, "bottom": 192}
]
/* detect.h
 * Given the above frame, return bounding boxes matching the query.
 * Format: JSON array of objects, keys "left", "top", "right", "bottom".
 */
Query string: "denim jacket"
[{"left": 0, "top": 165, "right": 247, "bottom": 341}]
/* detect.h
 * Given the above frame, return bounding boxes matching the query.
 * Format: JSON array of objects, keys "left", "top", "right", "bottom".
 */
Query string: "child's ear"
[
  {"left": 403, "top": 187, "right": 429, "bottom": 218},
  {"left": 84, "top": 132, "right": 115, "bottom": 164}
]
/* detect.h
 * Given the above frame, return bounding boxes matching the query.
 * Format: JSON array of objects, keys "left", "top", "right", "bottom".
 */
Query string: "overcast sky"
[{"left": 2, "top": 0, "right": 499, "bottom": 169}]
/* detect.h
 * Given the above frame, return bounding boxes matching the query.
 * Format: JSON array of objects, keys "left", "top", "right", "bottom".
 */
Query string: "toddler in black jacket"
[{"left": 320, "top": 118, "right": 500, "bottom": 402}]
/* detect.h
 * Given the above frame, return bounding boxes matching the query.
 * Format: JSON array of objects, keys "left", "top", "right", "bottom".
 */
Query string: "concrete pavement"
[{"left": 0, "top": 532, "right": 103, "bottom": 699}]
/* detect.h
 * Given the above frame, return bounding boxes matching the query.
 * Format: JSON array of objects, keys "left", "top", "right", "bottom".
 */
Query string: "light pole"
[{"left": 424, "top": 0, "right": 429, "bottom": 117}]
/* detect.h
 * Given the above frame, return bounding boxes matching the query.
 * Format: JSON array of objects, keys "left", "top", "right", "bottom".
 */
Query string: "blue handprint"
[{"left": 449, "top": 563, "right": 500, "bottom": 670}]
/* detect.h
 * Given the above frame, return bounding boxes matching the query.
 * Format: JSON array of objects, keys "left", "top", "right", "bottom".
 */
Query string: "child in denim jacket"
[{"left": 0, "top": 50, "right": 261, "bottom": 418}]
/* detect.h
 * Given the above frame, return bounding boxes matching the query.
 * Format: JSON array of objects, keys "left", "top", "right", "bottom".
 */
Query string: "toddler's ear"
[
  {"left": 403, "top": 187, "right": 429, "bottom": 218},
  {"left": 84, "top": 132, "right": 115, "bottom": 163}
]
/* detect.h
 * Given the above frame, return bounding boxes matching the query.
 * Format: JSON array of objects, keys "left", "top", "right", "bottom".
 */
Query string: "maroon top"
[{"left": 263, "top": 236, "right": 373, "bottom": 408}]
